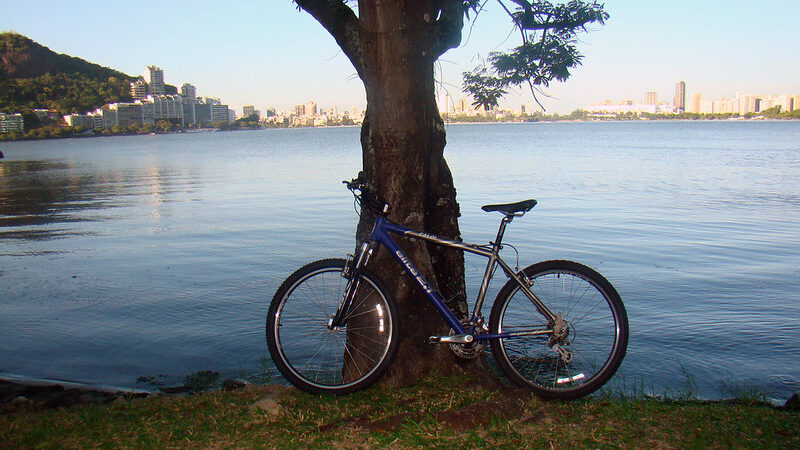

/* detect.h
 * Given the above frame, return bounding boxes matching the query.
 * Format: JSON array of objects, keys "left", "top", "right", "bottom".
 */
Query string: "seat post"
[
  {"left": 472, "top": 214, "right": 515, "bottom": 320},
  {"left": 492, "top": 214, "right": 514, "bottom": 250}
]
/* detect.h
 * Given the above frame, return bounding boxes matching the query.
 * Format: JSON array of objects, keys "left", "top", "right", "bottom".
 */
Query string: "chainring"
[{"left": 448, "top": 323, "right": 486, "bottom": 359}]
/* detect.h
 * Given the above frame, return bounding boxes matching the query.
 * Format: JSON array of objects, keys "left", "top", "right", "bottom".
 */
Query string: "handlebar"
[
  {"left": 343, "top": 172, "right": 389, "bottom": 216},
  {"left": 343, "top": 171, "right": 366, "bottom": 190}
]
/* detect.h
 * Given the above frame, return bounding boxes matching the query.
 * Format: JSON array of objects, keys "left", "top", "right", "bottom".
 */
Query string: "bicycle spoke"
[
  {"left": 490, "top": 261, "right": 627, "bottom": 399},
  {"left": 267, "top": 259, "right": 397, "bottom": 393}
]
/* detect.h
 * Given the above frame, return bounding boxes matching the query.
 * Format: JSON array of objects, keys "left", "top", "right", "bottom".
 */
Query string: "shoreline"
[
  {"left": 0, "top": 378, "right": 151, "bottom": 412},
  {"left": 3, "top": 117, "right": 799, "bottom": 144},
  {"left": 0, "top": 373, "right": 256, "bottom": 412},
  {"left": 2, "top": 375, "right": 797, "bottom": 413}
]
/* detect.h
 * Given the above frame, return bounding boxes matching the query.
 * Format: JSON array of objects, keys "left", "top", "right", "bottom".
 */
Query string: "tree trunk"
[
  {"left": 294, "top": 0, "right": 483, "bottom": 385},
  {"left": 355, "top": 2, "right": 475, "bottom": 384}
]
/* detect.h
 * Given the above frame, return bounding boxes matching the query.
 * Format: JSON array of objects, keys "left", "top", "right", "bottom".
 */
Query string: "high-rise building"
[
  {"left": 305, "top": 101, "right": 318, "bottom": 116},
  {"left": 243, "top": 105, "right": 256, "bottom": 117},
  {"left": 145, "top": 65, "right": 165, "bottom": 95},
  {"left": 211, "top": 104, "right": 229, "bottom": 123},
  {"left": 90, "top": 115, "right": 104, "bottom": 130},
  {"left": 151, "top": 95, "right": 184, "bottom": 123},
  {"left": 106, "top": 102, "right": 144, "bottom": 127},
  {"left": 140, "top": 101, "right": 155, "bottom": 125},
  {"left": 180, "top": 83, "right": 197, "bottom": 103},
  {"left": 645, "top": 92, "right": 657, "bottom": 105},
  {"left": 688, "top": 93, "right": 702, "bottom": 113},
  {"left": 673, "top": 81, "right": 686, "bottom": 112},
  {"left": 733, "top": 91, "right": 760, "bottom": 114},
  {"left": 131, "top": 79, "right": 148, "bottom": 100},
  {"left": 456, "top": 98, "right": 469, "bottom": 113},
  {"left": 438, "top": 92, "right": 453, "bottom": 114},
  {"left": 64, "top": 113, "right": 95, "bottom": 128},
  {"left": 182, "top": 103, "right": 196, "bottom": 125},
  {"left": 184, "top": 102, "right": 230, "bottom": 125},
  {"left": 195, "top": 103, "right": 212, "bottom": 124},
  {"left": 713, "top": 97, "right": 735, "bottom": 114}
]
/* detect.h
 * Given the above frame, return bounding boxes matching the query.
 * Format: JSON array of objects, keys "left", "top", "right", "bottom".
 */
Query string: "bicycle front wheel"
[
  {"left": 266, "top": 258, "right": 398, "bottom": 394},
  {"left": 489, "top": 260, "right": 628, "bottom": 400}
]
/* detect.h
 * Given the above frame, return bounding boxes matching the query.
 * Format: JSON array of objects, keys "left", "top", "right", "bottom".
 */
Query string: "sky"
[{"left": 2, "top": 0, "right": 799, "bottom": 115}]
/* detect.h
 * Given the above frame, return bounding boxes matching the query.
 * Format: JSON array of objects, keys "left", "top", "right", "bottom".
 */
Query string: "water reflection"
[
  {"left": 1, "top": 160, "right": 90, "bottom": 229},
  {"left": 0, "top": 159, "right": 201, "bottom": 241}
]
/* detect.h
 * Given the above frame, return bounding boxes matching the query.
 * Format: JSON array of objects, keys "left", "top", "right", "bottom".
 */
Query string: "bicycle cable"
[{"left": 504, "top": 242, "right": 522, "bottom": 272}]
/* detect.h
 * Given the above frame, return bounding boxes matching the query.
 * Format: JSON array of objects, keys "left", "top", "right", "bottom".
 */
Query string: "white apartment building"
[
  {"left": 688, "top": 93, "right": 702, "bottom": 113},
  {"left": 705, "top": 91, "right": 799, "bottom": 115},
  {"left": 592, "top": 89, "right": 800, "bottom": 116},
  {"left": 131, "top": 79, "right": 148, "bottom": 100},
  {"left": 145, "top": 66, "right": 165, "bottom": 95},
  {"left": 141, "top": 101, "right": 155, "bottom": 125},
  {"left": 181, "top": 83, "right": 197, "bottom": 103},
  {"left": 583, "top": 100, "right": 666, "bottom": 114},
  {"left": 100, "top": 103, "right": 134, "bottom": 128},
  {"left": 0, "top": 113, "right": 24, "bottom": 134},
  {"left": 92, "top": 115, "right": 105, "bottom": 130},
  {"left": 98, "top": 96, "right": 183, "bottom": 129},
  {"left": 64, "top": 114, "right": 95, "bottom": 129},
  {"left": 150, "top": 95, "right": 184, "bottom": 122},
  {"left": 210, "top": 104, "right": 229, "bottom": 123},
  {"left": 759, "top": 94, "right": 798, "bottom": 112},
  {"left": 305, "top": 101, "right": 318, "bottom": 117}
]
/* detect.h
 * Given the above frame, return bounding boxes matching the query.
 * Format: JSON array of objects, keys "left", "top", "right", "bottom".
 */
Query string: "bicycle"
[{"left": 267, "top": 174, "right": 628, "bottom": 399}]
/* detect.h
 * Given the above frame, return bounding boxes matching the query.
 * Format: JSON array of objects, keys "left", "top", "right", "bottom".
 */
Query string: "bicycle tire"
[
  {"left": 489, "top": 260, "right": 628, "bottom": 400},
  {"left": 266, "top": 258, "right": 399, "bottom": 394}
]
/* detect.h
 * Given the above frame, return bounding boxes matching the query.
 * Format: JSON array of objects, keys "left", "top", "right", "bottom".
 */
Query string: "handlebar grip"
[{"left": 344, "top": 171, "right": 366, "bottom": 189}]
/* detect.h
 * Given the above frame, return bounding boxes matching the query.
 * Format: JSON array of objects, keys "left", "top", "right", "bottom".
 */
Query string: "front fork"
[{"left": 328, "top": 242, "right": 374, "bottom": 329}]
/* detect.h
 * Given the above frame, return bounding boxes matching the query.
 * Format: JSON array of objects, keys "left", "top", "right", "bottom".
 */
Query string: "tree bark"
[{"left": 296, "top": 0, "right": 483, "bottom": 384}]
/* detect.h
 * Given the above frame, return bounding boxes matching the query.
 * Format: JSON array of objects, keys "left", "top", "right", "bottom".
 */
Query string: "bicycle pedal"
[{"left": 427, "top": 334, "right": 474, "bottom": 345}]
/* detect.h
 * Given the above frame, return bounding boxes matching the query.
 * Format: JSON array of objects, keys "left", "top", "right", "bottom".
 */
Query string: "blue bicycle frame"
[{"left": 356, "top": 214, "right": 559, "bottom": 341}]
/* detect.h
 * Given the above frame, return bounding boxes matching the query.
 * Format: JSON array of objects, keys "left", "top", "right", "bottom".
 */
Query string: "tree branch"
[
  {"left": 432, "top": 0, "right": 466, "bottom": 59},
  {"left": 503, "top": 0, "right": 608, "bottom": 31},
  {"left": 463, "top": 0, "right": 607, "bottom": 112},
  {"left": 293, "top": 0, "right": 363, "bottom": 77}
]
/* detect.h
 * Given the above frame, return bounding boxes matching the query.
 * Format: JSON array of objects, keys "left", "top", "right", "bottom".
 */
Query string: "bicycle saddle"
[{"left": 481, "top": 199, "right": 537, "bottom": 215}]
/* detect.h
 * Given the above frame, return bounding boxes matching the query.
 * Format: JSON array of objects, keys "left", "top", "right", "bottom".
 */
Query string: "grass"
[{"left": 1, "top": 375, "right": 798, "bottom": 448}]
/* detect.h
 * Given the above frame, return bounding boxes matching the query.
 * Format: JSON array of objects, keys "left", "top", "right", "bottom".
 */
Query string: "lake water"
[{"left": 1, "top": 121, "right": 799, "bottom": 401}]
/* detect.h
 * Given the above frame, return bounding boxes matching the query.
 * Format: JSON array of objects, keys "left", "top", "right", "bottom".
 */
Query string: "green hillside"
[{"left": 0, "top": 32, "right": 135, "bottom": 116}]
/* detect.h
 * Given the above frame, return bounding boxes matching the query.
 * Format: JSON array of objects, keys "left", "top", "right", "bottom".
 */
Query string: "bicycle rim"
[
  {"left": 270, "top": 262, "right": 396, "bottom": 392},
  {"left": 491, "top": 262, "right": 627, "bottom": 398}
]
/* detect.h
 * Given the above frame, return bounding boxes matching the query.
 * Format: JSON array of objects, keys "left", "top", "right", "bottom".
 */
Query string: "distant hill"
[
  {"left": 0, "top": 32, "right": 132, "bottom": 80},
  {"left": 0, "top": 32, "right": 135, "bottom": 116}
]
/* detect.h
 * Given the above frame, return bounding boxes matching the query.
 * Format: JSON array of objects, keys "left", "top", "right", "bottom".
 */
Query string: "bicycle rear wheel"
[
  {"left": 267, "top": 258, "right": 398, "bottom": 394},
  {"left": 489, "top": 260, "right": 628, "bottom": 400}
]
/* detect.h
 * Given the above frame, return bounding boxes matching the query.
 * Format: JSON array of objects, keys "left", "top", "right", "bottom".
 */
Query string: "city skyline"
[
  {"left": 2, "top": 1, "right": 799, "bottom": 114},
  {"left": 120, "top": 62, "right": 800, "bottom": 119},
  {"left": 584, "top": 80, "right": 799, "bottom": 115}
]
